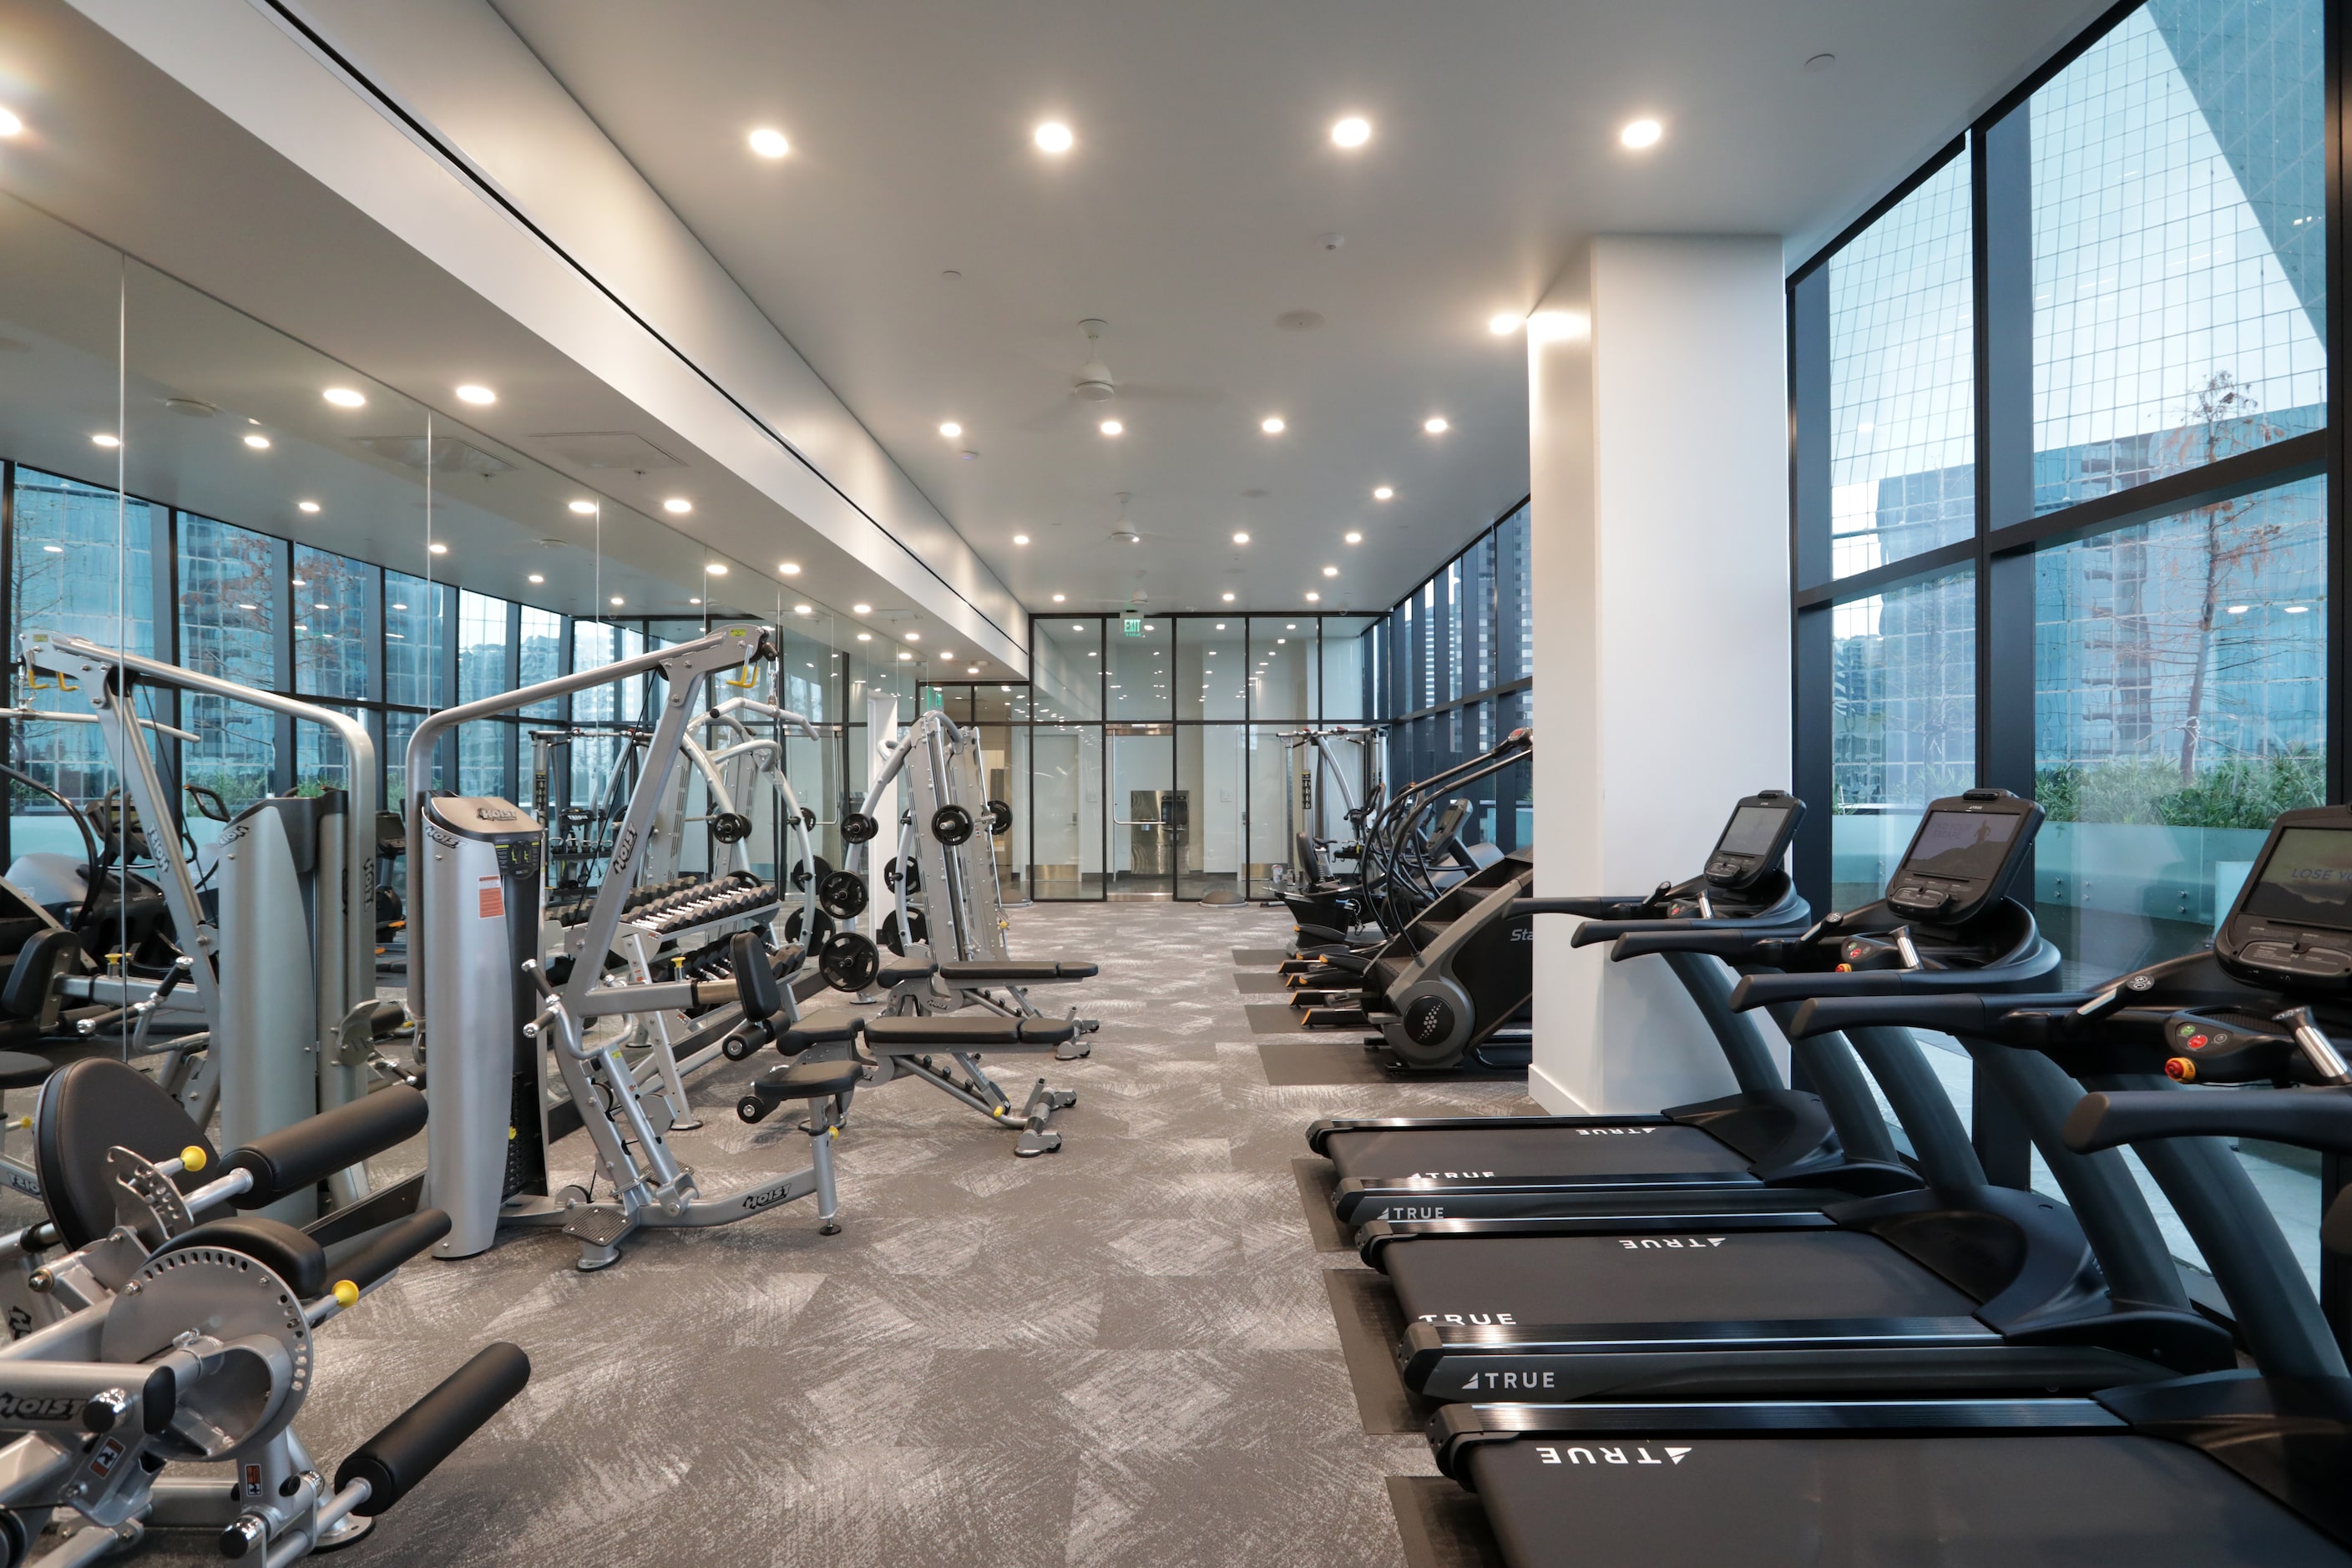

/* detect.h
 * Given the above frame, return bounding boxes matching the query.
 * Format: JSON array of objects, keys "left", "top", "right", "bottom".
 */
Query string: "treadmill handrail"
[
  {"left": 1573, "top": 914, "right": 1811, "bottom": 950},
  {"left": 2066, "top": 1085, "right": 2352, "bottom": 1159},
  {"left": 1783, "top": 992, "right": 2097, "bottom": 1038},
  {"left": 1729, "top": 966, "right": 2060, "bottom": 1010}
]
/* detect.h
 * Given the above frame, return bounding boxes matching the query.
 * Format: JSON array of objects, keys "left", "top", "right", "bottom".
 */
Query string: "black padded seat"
[
  {"left": 0, "top": 1051, "right": 55, "bottom": 1090},
  {"left": 37, "top": 1058, "right": 218, "bottom": 1247},
  {"left": 778, "top": 1019, "right": 865, "bottom": 1052},
  {"left": 151, "top": 1216, "right": 327, "bottom": 1298},
  {"left": 936, "top": 960, "right": 1098, "bottom": 983},
  {"left": 751, "top": 1059, "right": 866, "bottom": 1101},
  {"left": 862, "top": 1014, "right": 1076, "bottom": 1050},
  {"left": 878, "top": 959, "right": 938, "bottom": 989}
]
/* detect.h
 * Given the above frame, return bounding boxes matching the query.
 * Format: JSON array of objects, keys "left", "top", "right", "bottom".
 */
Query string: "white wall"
[{"left": 1527, "top": 236, "right": 1792, "bottom": 1114}]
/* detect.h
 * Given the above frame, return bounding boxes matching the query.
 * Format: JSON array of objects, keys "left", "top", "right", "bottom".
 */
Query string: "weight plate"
[
  {"left": 877, "top": 910, "right": 903, "bottom": 957},
  {"left": 800, "top": 807, "right": 817, "bottom": 832},
  {"left": 985, "top": 798, "right": 1014, "bottom": 835},
  {"left": 817, "top": 869, "right": 869, "bottom": 919},
  {"left": 788, "top": 859, "right": 812, "bottom": 893},
  {"left": 930, "top": 804, "right": 974, "bottom": 847},
  {"left": 817, "top": 931, "right": 881, "bottom": 992},
  {"left": 840, "top": 812, "right": 878, "bottom": 844},
  {"left": 883, "top": 857, "right": 901, "bottom": 893},
  {"left": 710, "top": 811, "right": 752, "bottom": 844}
]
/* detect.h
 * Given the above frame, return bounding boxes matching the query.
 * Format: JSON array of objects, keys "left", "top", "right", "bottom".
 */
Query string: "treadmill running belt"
[
  {"left": 1387, "top": 1232, "right": 1977, "bottom": 1326},
  {"left": 1465, "top": 1433, "right": 2344, "bottom": 1566},
  {"left": 1327, "top": 1124, "right": 1754, "bottom": 1181}
]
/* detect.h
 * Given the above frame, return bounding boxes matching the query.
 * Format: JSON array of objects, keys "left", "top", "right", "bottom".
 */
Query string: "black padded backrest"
[
  {"left": 36, "top": 1059, "right": 218, "bottom": 1248},
  {"left": 150, "top": 1216, "right": 326, "bottom": 1299},
  {"left": 3, "top": 928, "right": 78, "bottom": 1025}
]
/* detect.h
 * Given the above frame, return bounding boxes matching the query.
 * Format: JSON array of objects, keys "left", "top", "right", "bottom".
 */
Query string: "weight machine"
[
  {"left": 1271, "top": 724, "right": 1385, "bottom": 901},
  {"left": 411, "top": 626, "right": 858, "bottom": 1269},
  {"left": 18, "top": 634, "right": 403, "bottom": 1225}
]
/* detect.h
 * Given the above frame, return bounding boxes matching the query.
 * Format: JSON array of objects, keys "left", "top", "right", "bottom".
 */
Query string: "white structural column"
[{"left": 1526, "top": 236, "right": 1793, "bottom": 1115}]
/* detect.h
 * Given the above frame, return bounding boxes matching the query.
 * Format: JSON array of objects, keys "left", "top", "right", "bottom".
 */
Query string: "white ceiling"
[{"left": 492, "top": 0, "right": 2110, "bottom": 615}]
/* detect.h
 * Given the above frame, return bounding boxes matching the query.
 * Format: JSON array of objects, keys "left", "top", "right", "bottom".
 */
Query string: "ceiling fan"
[{"left": 1019, "top": 320, "right": 1221, "bottom": 432}]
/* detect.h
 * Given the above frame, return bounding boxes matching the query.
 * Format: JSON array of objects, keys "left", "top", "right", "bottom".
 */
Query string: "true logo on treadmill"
[
  {"left": 1576, "top": 1127, "right": 1657, "bottom": 1136},
  {"left": 1416, "top": 1311, "right": 1517, "bottom": 1325},
  {"left": 1617, "top": 1237, "right": 1727, "bottom": 1251},
  {"left": 1535, "top": 1445, "right": 1691, "bottom": 1466},
  {"left": 1461, "top": 1369, "right": 1555, "bottom": 1391},
  {"left": 1405, "top": 1171, "right": 1495, "bottom": 1179}
]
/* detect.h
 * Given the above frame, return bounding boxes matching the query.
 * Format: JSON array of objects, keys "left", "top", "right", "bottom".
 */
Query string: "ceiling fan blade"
[
  {"left": 1117, "top": 381, "right": 1226, "bottom": 407},
  {"left": 1016, "top": 394, "right": 1080, "bottom": 434}
]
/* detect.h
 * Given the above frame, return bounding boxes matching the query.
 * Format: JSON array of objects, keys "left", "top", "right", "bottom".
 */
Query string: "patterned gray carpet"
[{"left": 34, "top": 903, "right": 1538, "bottom": 1566}]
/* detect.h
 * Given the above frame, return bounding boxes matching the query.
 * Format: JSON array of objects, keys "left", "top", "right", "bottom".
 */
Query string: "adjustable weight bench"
[
  {"left": 762, "top": 1010, "right": 1082, "bottom": 1157},
  {"left": 876, "top": 952, "right": 1101, "bottom": 1062}
]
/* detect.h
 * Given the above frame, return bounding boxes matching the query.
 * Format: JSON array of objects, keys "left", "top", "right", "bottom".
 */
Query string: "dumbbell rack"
[{"left": 602, "top": 881, "right": 785, "bottom": 1130}]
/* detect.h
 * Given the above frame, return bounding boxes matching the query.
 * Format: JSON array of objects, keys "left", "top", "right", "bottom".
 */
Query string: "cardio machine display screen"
[
  {"left": 2239, "top": 827, "right": 2352, "bottom": 932},
  {"left": 1715, "top": 805, "right": 1790, "bottom": 857},
  {"left": 1903, "top": 809, "right": 2021, "bottom": 883}
]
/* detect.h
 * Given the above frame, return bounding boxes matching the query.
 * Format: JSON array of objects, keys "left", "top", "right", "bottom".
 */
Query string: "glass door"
[{"left": 1107, "top": 723, "right": 1175, "bottom": 898}]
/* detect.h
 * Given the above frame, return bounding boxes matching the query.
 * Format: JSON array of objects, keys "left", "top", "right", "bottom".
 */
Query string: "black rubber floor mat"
[
  {"left": 1244, "top": 1002, "right": 1325, "bottom": 1036},
  {"left": 1257, "top": 1039, "right": 1528, "bottom": 1085},
  {"left": 1388, "top": 1476, "right": 1505, "bottom": 1568},
  {"left": 1325, "top": 1267, "right": 1440, "bottom": 1434},
  {"left": 1292, "top": 1156, "right": 1352, "bottom": 1253},
  {"left": 1233, "top": 972, "right": 1293, "bottom": 994},
  {"left": 1232, "top": 947, "right": 1290, "bottom": 964}
]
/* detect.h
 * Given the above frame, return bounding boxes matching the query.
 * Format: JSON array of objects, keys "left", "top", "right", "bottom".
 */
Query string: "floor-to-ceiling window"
[{"left": 1791, "top": 0, "right": 2335, "bottom": 1299}]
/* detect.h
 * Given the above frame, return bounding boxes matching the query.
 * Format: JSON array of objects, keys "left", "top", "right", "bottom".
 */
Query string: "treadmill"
[
  {"left": 1425, "top": 805, "right": 2352, "bottom": 1565},
  {"left": 1313, "top": 792, "right": 1931, "bottom": 1229},
  {"left": 1361, "top": 789, "right": 2235, "bottom": 1403}
]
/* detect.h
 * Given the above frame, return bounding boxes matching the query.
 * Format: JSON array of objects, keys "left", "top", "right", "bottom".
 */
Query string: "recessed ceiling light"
[
  {"left": 322, "top": 387, "right": 366, "bottom": 408},
  {"left": 794, "top": 604, "right": 813, "bottom": 615},
  {"left": 1424, "top": 416, "right": 1449, "bottom": 434},
  {"left": 1306, "top": 591, "right": 1321, "bottom": 602},
  {"left": 967, "top": 665, "right": 980, "bottom": 675},
  {"left": 528, "top": 573, "right": 545, "bottom": 584},
  {"left": 904, "top": 631, "right": 920, "bottom": 641},
  {"left": 1323, "top": 565, "right": 1339, "bottom": 577},
  {"left": 2227, "top": 604, "right": 2251, "bottom": 615},
  {"left": 428, "top": 542, "right": 448, "bottom": 555},
  {"left": 1344, "top": 531, "right": 1363, "bottom": 544},
  {"left": 857, "top": 631, "right": 873, "bottom": 641},
  {"left": 1261, "top": 416, "right": 1285, "bottom": 435},
  {"left": 1489, "top": 312, "right": 1524, "bottom": 336},
  {"left": 939, "top": 422, "right": 963, "bottom": 438},
  {"left": 690, "top": 598, "right": 703, "bottom": 606},
  {"left": 1073, "top": 624, "right": 1085, "bottom": 631},
  {"left": 1034, "top": 121, "right": 1074, "bottom": 154},
  {"left": 90, "top": 433, "right": 119, "bottom": 448},
  {"left": 1222, "top": 592, "right": 1236, "bottom": 603},
  {"left": 1621, "top": 118, "right": 1663, "bottom": 149},
  {"left": 242, "top": 433, "right": 271, "bottom": 450},
  {"left": 1051, "top": 593, "right": 1066, "bottom": 603},
  {"left": 1331, "top": 116, "right": 1371, "bottom": 149},
  {"left": 663, "top": 498, "right": 693, "bottom": 515},
  {"left": 778, "top": 561, "right": 801, "bottom": 575},
  {"left": 1232, "top": 532, "right": 1250, "bottom": 545},
  {"left": 455, "top": 384, "right": 495, "bottom": 405},
  {"left": 706, "top": 562, "right": 728, "bottom": 576},
  {"left": 297, "top": 500, "right": 321, "bottom": 513},
  {"left": 748, "top": 127, "right": 791, "bottom": 159},
  {"left": 569, "top": 499, "right": 598, "bottom": 515},
  {"left": 0, "top": 109, "right": 23, "bottom": 139},
  {"left": 898, "top": 650, "right": 914, "bottom": 660},
  {"left": 610, "top": 595, "right": 625, "bottom": 606},
  {"left": 1373, "top": 485, "right": 1394, "bottom": 501},
  {"left": 1287, "top": 623, "right": 1297, "bottom": 630},
  {"left": 852, "top": 602, "right": 872, "bottom": 614},
  {"left": 1100, "top": 419, "right": 1123, "bottom": 436}
]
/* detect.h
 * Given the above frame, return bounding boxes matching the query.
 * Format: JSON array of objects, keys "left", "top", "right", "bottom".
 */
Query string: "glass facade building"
[{"left": 1792, "top": 0, "right": 2337, "bottom": 1295}]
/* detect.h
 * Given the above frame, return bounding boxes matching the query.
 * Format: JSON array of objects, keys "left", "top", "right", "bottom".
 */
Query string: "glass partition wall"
[
  {"left": 0, "top": 185, "right": 946, "bottom": 893},
  {"left": 1790, "top": 0, "right": 2339, "bottom": 1302}
]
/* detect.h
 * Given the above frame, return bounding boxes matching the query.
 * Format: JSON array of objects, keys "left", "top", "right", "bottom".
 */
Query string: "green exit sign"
[{"left": 1121, "top": 615, "right": 1143, "bottom": 638}]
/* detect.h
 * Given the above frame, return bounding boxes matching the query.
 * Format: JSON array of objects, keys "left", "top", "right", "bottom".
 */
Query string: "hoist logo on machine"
[
  {"left": 0, "top": 1391, "right": 83, "bottom": 1423},
  {"left": 1535, "top": 1445, "right": 1692, "bottom": 1467}
]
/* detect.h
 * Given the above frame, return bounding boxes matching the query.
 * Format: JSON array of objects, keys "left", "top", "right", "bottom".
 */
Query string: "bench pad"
[{"left": 862, "top": 1014, "right": 1077, "bottom": 1051}]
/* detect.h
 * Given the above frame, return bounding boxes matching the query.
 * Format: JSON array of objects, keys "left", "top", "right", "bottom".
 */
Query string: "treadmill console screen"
[
  {"left": 2217, "top": 812, "right": 2352, "bottom": 988},
  {"left": 1702, "top": 792, "right": 1803, "bottom": 890},
  {"left": 1883, "top": 790, "right": 2041, "bottom": 926}
]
